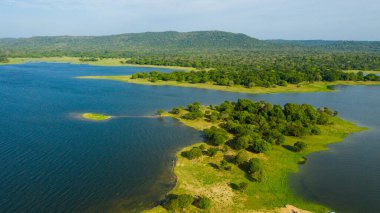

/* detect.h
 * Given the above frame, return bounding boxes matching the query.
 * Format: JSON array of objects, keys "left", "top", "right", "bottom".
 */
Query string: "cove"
[{"left": 0, "top": 63, "right": 379, "bottom": 212}]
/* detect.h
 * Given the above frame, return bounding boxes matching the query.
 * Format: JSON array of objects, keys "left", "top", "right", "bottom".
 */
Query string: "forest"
[{"left": 130, "top": 53, "right": 380, "bottom": 87}]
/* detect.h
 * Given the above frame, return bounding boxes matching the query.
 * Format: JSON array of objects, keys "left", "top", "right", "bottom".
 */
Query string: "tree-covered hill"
[
  {"left": 0, "top": 31, "right": 279, "bottom": 56},
  {"left": 1, "top": 31, "right": 379, "bottom": 58}
]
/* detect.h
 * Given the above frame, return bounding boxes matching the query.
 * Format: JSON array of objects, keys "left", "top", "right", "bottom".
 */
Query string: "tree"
[
  {"left": 207, "top": 147, "right": 218, "bottom": 156},
  {"left": 234, "top": 151, "right": 250, "bottom": 165},
  {"left": 171, "top": 107, "right": 181, "bottom": 114},
  {"left": 249, "top": 139, "right": 271, "bottom": 153},
  {"left": 182, "top": 147, "right": 203, "bottom": 159},
  {"left": 203, "top": 127, "right": 229, "bottom": 146},
  {"left": 233, "top": 135, "right": 252, "bottom": 150},
  {"left": 294, "top": 141, "right": 307, "bottom": 152}
]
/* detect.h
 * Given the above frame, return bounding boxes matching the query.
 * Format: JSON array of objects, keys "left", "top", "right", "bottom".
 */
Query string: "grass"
[
  {"left": 0, "top": 57, "right": 197, "bottom": 71},
  {"left": 144, "top": 110, "right": 366, "bottom": 213},
  {"left": 81, "top": 113, "right": 112, "bottom": 121},
  {"left": 78, "top": 75, "right": 380, "bottom": 94}
]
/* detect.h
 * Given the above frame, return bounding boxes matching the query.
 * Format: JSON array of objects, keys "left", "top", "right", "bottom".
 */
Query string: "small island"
[
  {"left": 81, "top": 113, "right": 112, "bottom": 121},
  {"left": 146, "top": 99, "right": 365, "bottom": 212}
]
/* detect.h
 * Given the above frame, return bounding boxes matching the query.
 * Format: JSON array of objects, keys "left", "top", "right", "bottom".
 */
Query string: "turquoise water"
[{"left": 0, "top": 63, "right": 379, "bottom": 212}]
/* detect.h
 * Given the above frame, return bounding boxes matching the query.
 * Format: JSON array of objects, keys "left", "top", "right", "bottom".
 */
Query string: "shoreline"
[
  {"left": 0, "top": 57, "right": 197, "bottom": 71},
  {"left": 78, "top": 75, "right": 380, "bottom": 94},
  {"left": 144, "top": 109, "right": 366, "bottom": 212}
]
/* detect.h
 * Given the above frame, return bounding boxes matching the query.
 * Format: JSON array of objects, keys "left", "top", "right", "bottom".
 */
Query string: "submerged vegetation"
[{"left": 146, "top": 99, "right": 365, "bottom": 212}]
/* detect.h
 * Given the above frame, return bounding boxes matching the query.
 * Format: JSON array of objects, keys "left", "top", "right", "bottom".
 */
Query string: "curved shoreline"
[
  {"left": 0, "top": 57, "right": 196, "bottom": 71},
  {"left": 144, "top": 111, "right": 366, "bottom": 212}
]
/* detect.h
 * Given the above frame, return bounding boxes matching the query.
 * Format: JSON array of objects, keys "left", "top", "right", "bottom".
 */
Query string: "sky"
[{"left": 0, "top": 0, "right": 379, "bottom": 40}]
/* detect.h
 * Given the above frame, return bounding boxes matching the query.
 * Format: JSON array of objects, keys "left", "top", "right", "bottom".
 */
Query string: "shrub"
[
  {"left": 230, "top": 182, "right": 249, "bottom": 191},
  {"left": 247, "top": 158, "right": 261, "bottom": 174},
  {"left": 197, "top": 196, "right": 212, "bottom": 209},
  {"left": 220, "top": 160, "right": 232, "bottom": 170},
  {"left": 204, "top": 127, "right": 229, "bottom": 146},
  {"left": 165, "top": 194, "right": 194, "bottom": 211},
  {"left": 250, "top": 168, "right": 265, "bottom": 182},
  {"left": 249, "top": 139, "right": 271, "bottom": 153},
  {"left": 234, "top": 151, "right": 250, "bottom": 165},
  {"left": 294, "top": 141, "right": 307, "bottom": 152},
  {"left": 209, "top": 111, "right": 219, "bottom": 123},
  {"left": 233, "top": 135, "right": 252, "bottom": 150},
  {"left": 182, "top": 147, "right": 203, "bottom": 159},
  {"left": 181, "top": 111, "right": 204, "bottom": 120},
  {"left": 171, "top": 107, "right": 181, "bottom": 114},
  {"left": 207, "top": 147, "right": 218, "bottom": 156},
  {"left": 199, "top": 144, "right": 207, "bottom": 151}
]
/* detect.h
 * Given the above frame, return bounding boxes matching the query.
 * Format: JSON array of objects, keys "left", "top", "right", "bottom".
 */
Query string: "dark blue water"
[{"left": 0, "top": 63, "right": 379, "bottom": 213}]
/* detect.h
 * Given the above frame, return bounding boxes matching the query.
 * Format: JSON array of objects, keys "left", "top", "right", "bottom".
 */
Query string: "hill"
[{"left": 0, "top": 31, "right": 279, "bottom": 57}]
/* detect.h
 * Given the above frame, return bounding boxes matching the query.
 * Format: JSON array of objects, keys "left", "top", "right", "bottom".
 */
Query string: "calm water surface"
[{"left": 0, "top": 63, "right": 379, "bottom": 212}]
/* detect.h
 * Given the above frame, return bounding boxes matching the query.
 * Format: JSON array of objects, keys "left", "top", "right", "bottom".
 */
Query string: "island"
[
  {"left": 81, "top": 113, "right": 112, "bottom": 121},
  {"left": 143, "top": 99, "right": 365, "bottom": 212}
]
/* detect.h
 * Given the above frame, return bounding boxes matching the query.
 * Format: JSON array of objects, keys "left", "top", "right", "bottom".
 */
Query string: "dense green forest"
[
  {"left": 131, "top": 55, "right": 380, "bottom": 87},
  {"left": 1, "top": 31, "right": 379, "bottom": 86}
]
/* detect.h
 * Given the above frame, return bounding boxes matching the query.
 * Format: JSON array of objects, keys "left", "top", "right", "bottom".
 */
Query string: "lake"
[{"left": 0, "top": 63, "right": 379, "bottom": 212}]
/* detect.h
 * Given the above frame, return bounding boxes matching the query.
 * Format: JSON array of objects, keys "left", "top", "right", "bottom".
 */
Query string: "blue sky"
[{"left": 0, "top": 0, "right": 379, "bottom": 40}]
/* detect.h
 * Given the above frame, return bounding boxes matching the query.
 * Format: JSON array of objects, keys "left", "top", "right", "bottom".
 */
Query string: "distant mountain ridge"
[
  {"left": 0, "top": 31, "right": 379, "bottom": 57},
  {"left": 0, "top": 31, "right": 276, "bottom": 54}
]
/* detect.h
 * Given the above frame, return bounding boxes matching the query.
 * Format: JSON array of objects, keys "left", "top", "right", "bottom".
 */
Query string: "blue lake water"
[{"left": 0, "top": 63, "right": 379, "bottom": 212}]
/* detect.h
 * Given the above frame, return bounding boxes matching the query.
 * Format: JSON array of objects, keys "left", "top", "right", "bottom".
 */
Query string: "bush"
[
  {"left": 232, "top": 135, "right": 252, "bottom": 150},
  {"left": 250, "top": 168, "right": 265, "bottom": 182},
  {"left": 230, "top": 182, "right": 249, "bottom": 191},
  {"left": 278, "top": 80, "right": 288, "bottom": 86},
  {"left": 249, "top": 139, "right": 271, "bottom": 153},
  {"left": 171, "top": 107, "right": 181, "bottom": 114},
  {"left": 182, "top": 147, "right": 203, "bottom": 159},
  {"left": 197, "top": 196, "right": 212, "bottom": 209},
  {"left": 165, "top": 194, "right": 194, "bottom": 211},
  {"left": 204, "top": 127, "right": 229, "bottom": 146},
  {"left": 207, "top": 147, "right": 218, "bottom": 156},
  {"left": 181, "top": 111, "right": 204, "bottom": 120},
  {"left": 294, "top": 141, "right": 307, "bottom": 152},
  {"left": 199, "top": 144, "right": 207, "bottom": 151},
  {"left": 234, "top": 151, "right": 250, "bottom": 165},
  {"left": 247, "top": 158, "right": 261, "bottom": 174},
  {"left": 209, "top": 111, "right": 219, "bottom": 123},
  {"left": 220, "top": 160, "right": 232, "bottom": 170}
]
